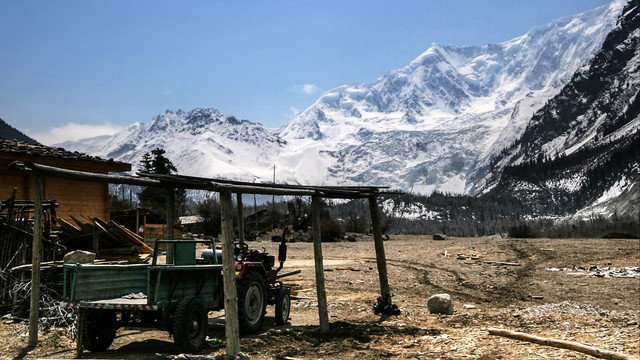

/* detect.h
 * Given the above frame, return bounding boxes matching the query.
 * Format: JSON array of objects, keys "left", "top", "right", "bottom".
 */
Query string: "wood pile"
[{"left": 56, "top": 216, "right": 153, "bottom": 263}]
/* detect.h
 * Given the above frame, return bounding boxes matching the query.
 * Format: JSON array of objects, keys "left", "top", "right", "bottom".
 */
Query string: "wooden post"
[
  {"left": 369, "top": 195, "right": 392, "bottom": 304},
  {"left": 236, "top": 193, "right": 245, "bottom": 244},
  {"left": 92, "top": 219, "right": 99, "bottom": 257},
  {"left": 76, "top": 308, "right": 85, "bottom": 357},
  {"left": 253, "top": 193, "right": 258, "bottom": 232},
  {"left": 311, "top": 195, "right": 329, "bottom": 333},
  {"left": 166, "top": 187, "right": 175, "bottom": 264},
  {"left": 221, "top": 190, "right": 240, "bottom": 355},
  {"left": 135, "top": 207, "right": 140, "bottom": 237},
  {"left": 28, "top": 174, "right": 43, "bottom": 347}
]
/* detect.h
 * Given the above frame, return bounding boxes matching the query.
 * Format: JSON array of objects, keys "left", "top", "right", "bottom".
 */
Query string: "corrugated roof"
[{"left": 0, "top": 138, "right": 129, "bottom": 166}]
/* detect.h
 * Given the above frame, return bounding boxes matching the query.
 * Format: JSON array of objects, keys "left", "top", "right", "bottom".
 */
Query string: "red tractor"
[{"left": 201, "top": 228, "right": 292, "bottom": 333}]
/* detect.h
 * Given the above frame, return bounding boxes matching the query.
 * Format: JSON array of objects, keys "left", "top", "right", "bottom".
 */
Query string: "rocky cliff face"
[{"left": 475, "top": 0, "right": 639, "bottom": 219}]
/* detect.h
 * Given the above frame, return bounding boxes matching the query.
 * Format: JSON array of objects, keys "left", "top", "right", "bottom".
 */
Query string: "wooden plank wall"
[{"left": 1, "top": 154, "right": 129, "bottom": 222}]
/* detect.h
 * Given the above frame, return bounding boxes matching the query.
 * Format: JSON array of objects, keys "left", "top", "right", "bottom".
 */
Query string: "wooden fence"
[{"left": 0, "top": 195, "right": 62, "bottom": 311}]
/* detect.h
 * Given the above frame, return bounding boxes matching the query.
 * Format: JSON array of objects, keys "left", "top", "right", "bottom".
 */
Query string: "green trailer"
[{"left": 62, "top": 238, "right": 291, "bottom": 353}]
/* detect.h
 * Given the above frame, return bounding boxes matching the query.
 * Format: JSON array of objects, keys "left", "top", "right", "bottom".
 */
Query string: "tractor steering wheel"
[{"left": 234, "top": 242, "right": 249, "bottom": 251}]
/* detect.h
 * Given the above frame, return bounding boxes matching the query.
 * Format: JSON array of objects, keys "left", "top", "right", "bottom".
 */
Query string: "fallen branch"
[
  {"left": 487, "top": 328, "right": 630, "bottom": 360},
  {"left": 483, "top": 261, "right": 521, "bottom": 266}
]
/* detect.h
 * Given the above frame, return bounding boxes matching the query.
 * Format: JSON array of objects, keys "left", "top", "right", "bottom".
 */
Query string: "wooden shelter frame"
[{"left": 9, "top": 161, "right": 401, "bottom": 355}]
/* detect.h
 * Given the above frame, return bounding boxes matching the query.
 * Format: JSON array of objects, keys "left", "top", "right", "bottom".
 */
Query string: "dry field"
[{"left": 1, "top": 235, "right": 639, "bottom": 359}]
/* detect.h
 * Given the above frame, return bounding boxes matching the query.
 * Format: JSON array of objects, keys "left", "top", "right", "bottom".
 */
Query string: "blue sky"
[{"left": 0, "top": 0, "right": 612, "bottom": 144}]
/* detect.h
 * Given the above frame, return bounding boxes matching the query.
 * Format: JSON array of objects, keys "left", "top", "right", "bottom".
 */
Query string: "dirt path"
[{"left": 1, "top": 236, "right": 638, "bottom": 359}]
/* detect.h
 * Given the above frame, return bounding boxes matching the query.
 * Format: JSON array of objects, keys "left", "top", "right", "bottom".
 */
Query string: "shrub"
[
  {"left": 320, "top": 217, "right": 345, "bottom": 242},
  {"left": 508, "top": 223, "right": 537, "bottom": 238}
]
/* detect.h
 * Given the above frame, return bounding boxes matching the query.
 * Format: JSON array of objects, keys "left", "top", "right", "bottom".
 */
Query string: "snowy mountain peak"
[
  {"left": 277, "top": 0, "right": 624, "bottom": 194},
  {"left": 57, "top": 108, "right": 284, "bottom": 182}
]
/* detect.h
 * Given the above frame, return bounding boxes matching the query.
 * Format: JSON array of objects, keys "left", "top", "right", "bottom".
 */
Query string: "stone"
[
  {"left": 427, "top": 293, "right": 454, "bottom": 315},
  {"left": 433, "top": 234, "right": 448, "bottom": 240},
  {"left": 63, "top": 250, "right": 96, "bottom": 264}
]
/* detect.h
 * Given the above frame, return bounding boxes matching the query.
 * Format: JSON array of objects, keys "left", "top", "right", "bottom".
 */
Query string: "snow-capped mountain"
[
  {"left": 60, "top": 108, "right": 285, "bottom": 181},
  {"left": 476, "top": 0, "right": 639, "bottom": 219},
  {"left": 57, "top": 1, "right": 628, "bottom": 202},
  {"left": 278, "top": 0, "right": 625, "bottom": 194}
]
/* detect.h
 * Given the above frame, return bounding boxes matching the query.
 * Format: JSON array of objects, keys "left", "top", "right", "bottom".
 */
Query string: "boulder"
[
  {"left": 427, "top": 293, "right": 454, "bottom": 315},
  {"left": 63, "top": 250, "right": 96, "bottom": 264},
  {"left": 433, "top": 234, "right": 448, "bottom": 240}
]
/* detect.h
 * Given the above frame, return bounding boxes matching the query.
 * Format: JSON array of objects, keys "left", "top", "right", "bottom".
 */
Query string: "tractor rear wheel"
[
  {"left": 81, "top": 310, "right": 117, "bottom": 352},
  {"left": 274, "top": 286, "right": 291, "bottom": 326},
  {"left": 173, "top": 296, "right": 207, "bottom": 353},
  {"left": 237, "top": 271, "right": 266, "bottom": 334}
]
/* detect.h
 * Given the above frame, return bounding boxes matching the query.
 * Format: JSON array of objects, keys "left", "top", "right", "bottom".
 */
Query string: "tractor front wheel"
[{"left": 274, "top": 286, "right": 291, "bottom": 326}]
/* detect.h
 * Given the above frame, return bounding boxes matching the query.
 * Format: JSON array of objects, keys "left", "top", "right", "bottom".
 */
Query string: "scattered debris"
[
  {"left": 156, "top": 353, "right": 250, "bottom": 360},
  {"left": 545, "top": 265, "right": 640, "bottom": 278},
  {"left": 57, "top": 216, "right": 153, "bottom": 263}
]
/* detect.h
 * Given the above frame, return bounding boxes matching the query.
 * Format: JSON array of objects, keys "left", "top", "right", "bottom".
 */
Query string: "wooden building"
[{"left": 0, "top": 139, "right": 131, "bottom": 221}]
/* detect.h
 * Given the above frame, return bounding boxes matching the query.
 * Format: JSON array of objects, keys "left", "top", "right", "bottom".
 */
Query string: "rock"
[
  {"left": 433, "top": 234, "right": 448, "bottom": 240},
  {"left": 427, "top": 293, "right": 454, "bottom": 315},
  {"left": 63, "top": 250, "right": 95, "bottom": 264}
]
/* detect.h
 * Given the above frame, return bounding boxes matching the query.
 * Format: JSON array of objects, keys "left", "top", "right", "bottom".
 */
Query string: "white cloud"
[
  {"left": 287, "top": 106, "right": 301, "bottom": 120},
  {"left": 32, "top": 122, "right": 123, "bottom": 145},
  {"left": 293, "top": 83, "right": 321, "bottom": 95}
]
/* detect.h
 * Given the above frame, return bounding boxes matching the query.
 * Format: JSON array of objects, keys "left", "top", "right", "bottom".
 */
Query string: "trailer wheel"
[
  {"left": 237, "top": 271, "right": 266, "bottom": 334},
  {"left": 274, "top": 286, "right": 291, "bottom": 326},
  {"left": 82, "top": 310, "right": 117, "bottom": 352},
  {"left": 173, "top": 296, "right": 207, "bottom": 353}
]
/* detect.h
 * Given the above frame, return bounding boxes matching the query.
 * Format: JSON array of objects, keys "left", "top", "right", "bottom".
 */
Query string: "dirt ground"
[{"left": 2, "top": 235, "right": 639, "bottom": 359}]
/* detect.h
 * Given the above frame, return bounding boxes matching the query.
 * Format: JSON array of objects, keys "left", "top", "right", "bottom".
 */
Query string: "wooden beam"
[
  {"left": 10, "top": 161, "right": 160, "bottom": 186},
  {"left": 311, "top": 196, "right": 329, "bottom": 333},
  {"left": 369, "top": 195, "right": 392, "bottom": 304},
  {"left": 11, "top": 161, "right": 403, "bottom": 199},
  {"left": 236, "top": 193, "right": 245, "bottom": 244},
  {"left": 166, "top": 187, "right": 175, "bottom": 264},
  {"left": 487, "top": 328, "right": 630, "bottom": 360},
  {"left": 28, "top": 174, "right": 43, "bottom": 347},
  {"left": 221, "top": 190, "right": 240, "bottom": 355}
]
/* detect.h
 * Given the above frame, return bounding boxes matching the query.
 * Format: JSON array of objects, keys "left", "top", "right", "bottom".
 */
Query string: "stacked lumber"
[{"left": 56, "top": 216, "right": 153, "bottom": 263}]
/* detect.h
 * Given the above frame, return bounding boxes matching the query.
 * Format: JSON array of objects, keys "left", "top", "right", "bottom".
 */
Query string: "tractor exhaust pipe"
[{"left": 275, "top": 227, "right": 288, "bottom": 273}]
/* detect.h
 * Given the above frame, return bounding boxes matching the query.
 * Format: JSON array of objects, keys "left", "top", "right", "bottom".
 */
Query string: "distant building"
[
  {"left": 179, "top": 215, "right": 204, "bottom": 234},
  {"left": 0, "top": 139, "right": 131, "bottom": 221}
]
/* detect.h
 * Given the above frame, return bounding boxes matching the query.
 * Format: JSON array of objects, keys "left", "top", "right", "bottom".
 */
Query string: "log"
[
  {"left": 487, "top": 328, "right": 631, "bottom": 360},
  {"left": 276, "top": 269, "right": 302, "bottom": 279}
]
